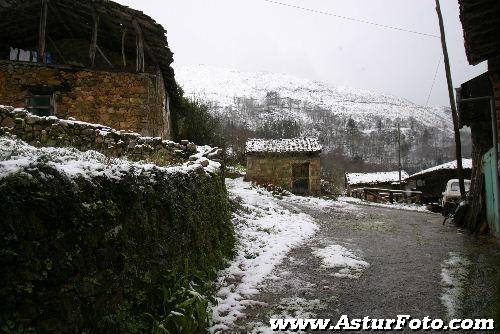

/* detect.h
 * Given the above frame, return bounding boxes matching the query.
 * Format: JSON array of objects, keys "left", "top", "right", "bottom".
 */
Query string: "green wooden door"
[{"left": 483, "top": 148, "right": 500, "bottom": 235}]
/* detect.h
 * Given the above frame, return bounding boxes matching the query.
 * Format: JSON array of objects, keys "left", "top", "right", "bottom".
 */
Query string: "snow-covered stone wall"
[
  {"left": 0, "top": 106, "right": 195, "bottom": 166},
  {"left": 0, "top": 137, "right": 234, "bottom": 333}
]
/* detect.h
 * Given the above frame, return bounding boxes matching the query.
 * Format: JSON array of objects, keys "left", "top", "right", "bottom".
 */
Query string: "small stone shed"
[
  {"left": 345, "top": 171, "right": 409, "bottom": 196},
  {"left": 0, "top": 0, "right": 176, "bottom": 139},
  {"left": 405, "top": 159, "right": 473, "bottom": 204},
  {"left": 245, "top": 137, "right": 322, "bottom": 195}
]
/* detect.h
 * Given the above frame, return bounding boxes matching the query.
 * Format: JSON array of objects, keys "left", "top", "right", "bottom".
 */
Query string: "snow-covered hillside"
[{"left": 174, "top": 64, "right": 452, "bottom": 131}]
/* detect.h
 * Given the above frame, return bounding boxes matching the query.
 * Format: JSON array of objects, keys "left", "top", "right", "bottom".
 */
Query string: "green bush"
[
  {"left": 0, "top": 164, "right": 234, "bottom": 333},
  {"left": 174, "top": 98, "right": 223, "bottom": 146}
]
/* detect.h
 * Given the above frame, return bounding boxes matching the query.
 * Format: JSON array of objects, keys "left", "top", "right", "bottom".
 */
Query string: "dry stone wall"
[
  {"left": 0, "top": 106, "right": 194, "bottom": 165},
  {"left": 246, "top": 154, "right": 321, "bottom": 194}
]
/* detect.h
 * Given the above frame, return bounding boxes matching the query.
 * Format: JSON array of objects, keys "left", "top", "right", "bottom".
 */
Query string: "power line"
[
  {"left": 425, "top": 57, "right": 441, "bottom": 106},
  {"left": 261, "top": 0, "right": 440, "bottom": 39}
]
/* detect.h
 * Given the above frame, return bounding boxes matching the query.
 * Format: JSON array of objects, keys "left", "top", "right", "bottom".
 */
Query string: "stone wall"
[
  {"left": 0, "top": 60, "right": 170, "bottom": 139},
  {"left": 245, "top": 154, "right": 321, "bottom": 195},
  {"left": 0, "top": 147, "right": 233, "bottom": 333},
  {"left": 0, "top": 106, "right": 195, "bottom": 166}
]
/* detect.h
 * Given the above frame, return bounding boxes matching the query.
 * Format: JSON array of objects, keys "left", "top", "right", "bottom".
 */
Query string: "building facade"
[
  {"left": 245, "top": 138, "right": 322, "bottom": 195},
  {"left": 0, "top": 0, "right": 175, "bottom": 139}
]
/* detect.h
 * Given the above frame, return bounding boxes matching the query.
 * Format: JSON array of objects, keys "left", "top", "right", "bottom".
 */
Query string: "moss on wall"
[{"left": 0, "top": 163, "right": 234, "bottom": 333}]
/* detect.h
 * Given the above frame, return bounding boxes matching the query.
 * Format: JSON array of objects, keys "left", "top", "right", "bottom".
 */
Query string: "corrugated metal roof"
[
  {"left": 409, "top": 159, "right": 473, "bottom": 179},
  {"left": 345, "top": 171, "right": 409, "bottom": 186}
]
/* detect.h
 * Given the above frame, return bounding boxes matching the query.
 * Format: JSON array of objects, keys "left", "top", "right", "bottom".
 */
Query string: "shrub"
[{"left": 0, "top": 163, "right": 234, "bottom": 333}]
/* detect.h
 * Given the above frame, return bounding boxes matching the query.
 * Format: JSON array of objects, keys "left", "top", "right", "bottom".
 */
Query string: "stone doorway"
[{"left": 292, "top": 162, "right": 310, "bottom": 195}]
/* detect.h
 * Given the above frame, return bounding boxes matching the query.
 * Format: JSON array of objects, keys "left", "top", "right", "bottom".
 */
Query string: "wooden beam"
[
  {"left": 133, "top": 19, "right": 145, "bottom": 72},
  {"left": 38, "top": 0, "right": 48, "bottom": 62},
  {"left": 47, "top": 35, "right": 66, "bottom": 64},
  {"left": 89, "top": 9, "right": 99, "bottom": 68},
  {"left": 122, "top": 27, "right": 127, "bottom": 68},
  {"left": 96, "top": 45, "right": 114, "bottom": 68}
]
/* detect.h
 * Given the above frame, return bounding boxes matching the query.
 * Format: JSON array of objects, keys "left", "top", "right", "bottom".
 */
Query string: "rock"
[
  {"left": 189, "top": 155, "right": 198, "bottom": 161},
  {"left": 181, "top": 140, "right": 189, "bottom": 145},
  {"left": 25, "top": 115, "right": 38, "bottom": 125},
  {"left": 1, "top": 117, "right": 15, "bottom": 128},
  {"left": 199, "top": 158, "right": 209, "bottom": 167}
]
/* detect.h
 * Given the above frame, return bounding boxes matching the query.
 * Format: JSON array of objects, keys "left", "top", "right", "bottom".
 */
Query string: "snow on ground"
[
  {"left": 313, "top": 245, "right": 370, "bottom": 279},
  {"left": 338, "top": 196, "right": 432, "bottom": 213},
  {"left": 0, "top": 137, "right": 218, "bottom": 180},
  {"left": 440, "top": 252, "right": 471, "bottom": 320},
  {"left": 210, "top": 178, "right": 318, "bottom": 333},
  {"left": 282, "top": 194, "right": 361, "bottom": 214}
]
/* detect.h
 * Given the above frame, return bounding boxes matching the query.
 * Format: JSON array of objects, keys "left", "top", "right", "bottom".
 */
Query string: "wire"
[
  {"left": 261, "top": 0, "right": 440, "bottom": 39},
  {"left": 425, "top": 57, "right": 441, "bottom": 106}
]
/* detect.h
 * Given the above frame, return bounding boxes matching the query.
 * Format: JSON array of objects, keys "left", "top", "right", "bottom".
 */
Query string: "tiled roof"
[{"left": 246, "top": 138, "right": 322, "bottom": 154}]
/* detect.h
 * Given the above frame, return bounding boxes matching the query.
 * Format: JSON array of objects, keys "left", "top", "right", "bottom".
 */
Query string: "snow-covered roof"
[
  {"left": 246, "top": 138, "right": 322, "bottom": 154},
  {"left": 409, "top": 159, "right": 473, "bottom": 179},
  {"left": 346, "top": 171, "right": 409, "bottom": 186}
]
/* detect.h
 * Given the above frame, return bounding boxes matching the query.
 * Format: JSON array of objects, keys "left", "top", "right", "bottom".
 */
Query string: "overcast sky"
[{"left": 116, "top": 0, "right": 486, "bottom": 107}]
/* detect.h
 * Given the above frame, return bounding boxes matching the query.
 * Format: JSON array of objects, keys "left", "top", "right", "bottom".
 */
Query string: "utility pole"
[
  {"left": 398, "top": 122, "right": 402, "bottom": 184},
  {"left": 435, "top": 0, "right": 466, "bottom": 199}
]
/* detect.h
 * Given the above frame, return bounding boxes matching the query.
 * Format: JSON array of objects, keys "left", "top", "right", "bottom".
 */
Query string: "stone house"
[
  {"left": 0, "top": 0, "right": 176, "bottom": 139},
  {"left": 245, "top": 138, "right": 322, "bottom": 195},
  {"left": 345, "top": 171, "right": 409, "bottom": 196}
]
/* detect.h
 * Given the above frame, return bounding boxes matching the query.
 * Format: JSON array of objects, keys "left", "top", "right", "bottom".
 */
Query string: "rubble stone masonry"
[
  {"left": 0, "top": 60, "right": 170, "bottom": 139},
  {"left": 0, "top": 106, "right": 193, "bottom": 166},
  {"left": 246, "top": 154, "right": 321, "bottom": 195}
]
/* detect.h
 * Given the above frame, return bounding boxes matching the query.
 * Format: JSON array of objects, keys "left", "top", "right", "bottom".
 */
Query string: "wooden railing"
[{"left": 351, "top": 187, "right": 423, "bottom": 204}]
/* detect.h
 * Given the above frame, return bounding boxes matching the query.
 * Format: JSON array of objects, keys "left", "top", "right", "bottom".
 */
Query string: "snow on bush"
[{"left": 210, "top": 178, "right": 318, "bottom": 332}]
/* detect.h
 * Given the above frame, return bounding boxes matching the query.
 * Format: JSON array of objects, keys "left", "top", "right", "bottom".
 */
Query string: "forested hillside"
[{"left": 175, "top": 65, "right": 471, "bottom": 182}]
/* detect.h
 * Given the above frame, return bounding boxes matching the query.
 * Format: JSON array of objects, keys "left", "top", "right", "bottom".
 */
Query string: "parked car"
[{"left": 441, "top": 179, "right": 471, "bottom": 216}]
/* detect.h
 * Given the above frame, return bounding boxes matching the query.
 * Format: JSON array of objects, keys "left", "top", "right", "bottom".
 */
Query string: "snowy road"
[{"left": 211, "top": 179, "right": 500, "bottom": 333}]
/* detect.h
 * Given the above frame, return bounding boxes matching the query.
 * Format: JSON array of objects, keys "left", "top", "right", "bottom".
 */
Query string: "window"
[{"left": 26, "top": 94, "right": 54, "bottom": 117}]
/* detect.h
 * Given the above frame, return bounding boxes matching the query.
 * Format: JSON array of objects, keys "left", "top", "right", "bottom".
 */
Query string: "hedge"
[{"left": 0, "top": 164, "right": 234, "bottom": 333}]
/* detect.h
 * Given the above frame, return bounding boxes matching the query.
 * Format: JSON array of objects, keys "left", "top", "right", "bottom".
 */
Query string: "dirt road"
[{"left": 230, "top": 200, "right": 500, "bottom": 333}]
